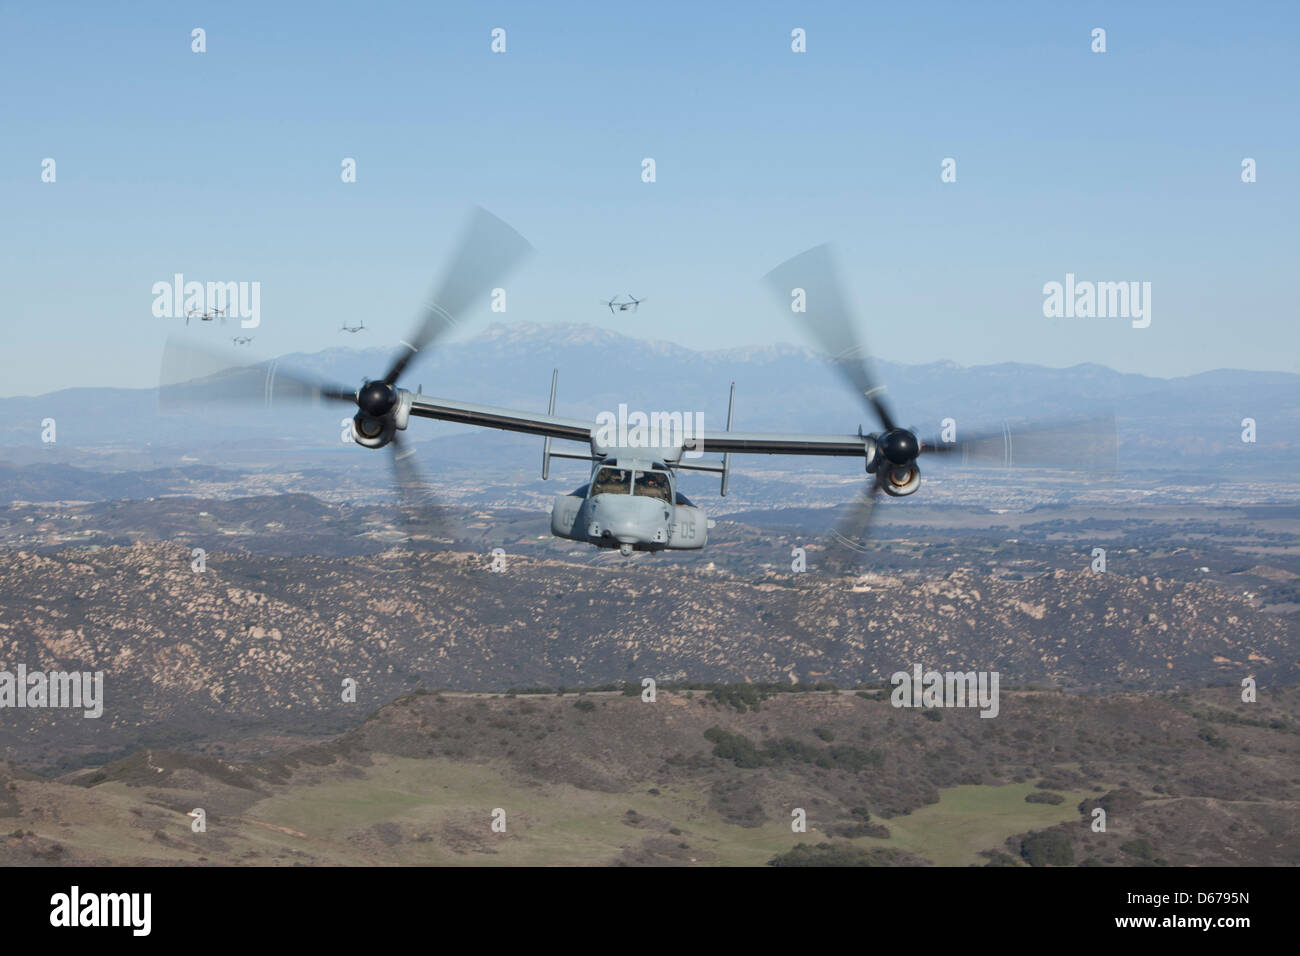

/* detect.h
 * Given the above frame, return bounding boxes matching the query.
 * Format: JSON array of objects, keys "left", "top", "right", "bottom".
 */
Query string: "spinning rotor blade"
[
  {"left": 922, "top": 413, "right": 1118, "bottom": 476},
  {"left": 763, "top": 244, "right": 896, "bottom": 432},
  {"left": 389, "top": 433, "right": 447, "bottom": 537},
  {"left": 159, "top": 338, "right": 355, "bottom": 412},
  {"left": 822, "top": 482, "right": 883, "bottom": 575},
  {"left": 384, "top": 206, "right": 533, "bottom": 385},
  {"left": 386, "top": 433, "right": 453, "bottom": 581}
]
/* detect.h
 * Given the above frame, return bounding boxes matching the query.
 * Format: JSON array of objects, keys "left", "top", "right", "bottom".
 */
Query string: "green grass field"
[
  {"left": 244, "top": 756, "right": 1087, "bottom": 865},
  {"left": 29, "top": 753, "right": 1090, "bottom": 866},
  {"left": 878, "top": 783, "right": 1090, "bottom": 866}
]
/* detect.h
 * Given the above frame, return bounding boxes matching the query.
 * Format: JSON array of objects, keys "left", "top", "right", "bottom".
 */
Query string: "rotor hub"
[
  {"left": 357, "top": 380, "right": 398, "bottom": 417},
  {"left": 878, "top": 427, "right": 919, "bottom": 466}
]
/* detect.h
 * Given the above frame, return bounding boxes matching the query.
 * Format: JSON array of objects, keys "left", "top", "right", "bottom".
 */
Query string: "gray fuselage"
[{"left": 550, "top": 457, "right": 708, "bottom": 555}]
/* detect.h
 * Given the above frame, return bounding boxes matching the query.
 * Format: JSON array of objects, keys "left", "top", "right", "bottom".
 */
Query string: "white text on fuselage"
[{"left": 594, "top": 404, "right": 706, "bottom": 459}]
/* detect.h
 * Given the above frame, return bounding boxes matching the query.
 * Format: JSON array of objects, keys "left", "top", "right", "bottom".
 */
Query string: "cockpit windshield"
[
  {"left": 591, "top": 467, "right": 632, "bottom": 496},
  {"left": 633, "top": 470, "right": 671, "bottom": 502},
  {"left": 590, "top": 467, "right": 671, "bottom": 501}
]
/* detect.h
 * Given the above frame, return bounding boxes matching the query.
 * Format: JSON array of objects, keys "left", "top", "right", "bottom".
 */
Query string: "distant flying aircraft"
[
  {"left": 231, "top": 336, "right": 254, "bottom": 346},
  {"left": 186, "top": 307, "right": 226, "bottom": 325},
  {"left": 340, "top": 321, "right": 366, "bottom": 333},
  {"left": 605, "top": 294, "right": 643, "bottom": 314}
]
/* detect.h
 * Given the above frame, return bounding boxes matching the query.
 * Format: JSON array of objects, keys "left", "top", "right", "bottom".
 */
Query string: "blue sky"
[{"left": 2, "top": 0, "right": 1297, "bottom": 397}]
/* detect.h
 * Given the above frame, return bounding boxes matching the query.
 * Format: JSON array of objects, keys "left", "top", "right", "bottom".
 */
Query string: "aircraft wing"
[
  {"left": 408, "top": 395, "right": 874, "bottom": 460},
  {"left": 408, "top": 395, "right": 593, "bottom": 443},
  {"left": 408, "top": 395, "right": 873, "bottom": 458},
  {"left": 693, "top": 430, "right": 870, "bottom": 458}
]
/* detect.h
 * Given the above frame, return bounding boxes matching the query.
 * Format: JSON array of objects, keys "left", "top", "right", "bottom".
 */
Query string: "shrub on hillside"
[{"left": 1020, "top": 829, "right": 1074, "bottom": 867}]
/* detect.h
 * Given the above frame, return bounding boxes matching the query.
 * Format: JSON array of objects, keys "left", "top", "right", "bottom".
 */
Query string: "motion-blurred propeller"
[
  {"left": 159, "top": 206, "right": 533, "bottom": 561},
  {"left": 384, "top": 207, "right": 533, "bottom": 385},
  {"left": 763, "top": 244, "right": 896, "bottom": 433},
  {"left": 764, "top": 243, "right": 1117, "bottom": 574},
  {"left": 922, "top": 415, "right": 1117, "bottom": 475}
]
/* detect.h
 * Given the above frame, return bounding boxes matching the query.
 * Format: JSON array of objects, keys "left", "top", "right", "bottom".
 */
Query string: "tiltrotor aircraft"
[
  {"left": 163, "top": 208, "right": 1115, "bottom": 568},
  {"left": 605, "top": 294, "right": 644, "bottom": 314},
  {"left": 186, "top": 306, "right": 227, "bottom": 325}
]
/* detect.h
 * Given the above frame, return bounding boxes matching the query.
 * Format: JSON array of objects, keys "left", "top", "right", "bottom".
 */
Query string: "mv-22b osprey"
[{"left": 165, "top": 209, "right": 1115, "bottom": 567}]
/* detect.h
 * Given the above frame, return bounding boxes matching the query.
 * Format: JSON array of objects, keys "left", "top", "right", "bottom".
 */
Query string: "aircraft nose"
[{"left": 590, "top": 494, "right": 672, "bottom": 545}]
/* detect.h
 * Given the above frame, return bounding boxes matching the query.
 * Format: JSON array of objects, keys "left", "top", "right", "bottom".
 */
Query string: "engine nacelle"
[
  {"left": 350, "top": 389, "right": 414, "bottom": 449},
  {"left": 351, "top": 412, "right": 395, "bottom": 449},
  {"left": 880, "top": 464, "right": 921, "bottom": 497}
]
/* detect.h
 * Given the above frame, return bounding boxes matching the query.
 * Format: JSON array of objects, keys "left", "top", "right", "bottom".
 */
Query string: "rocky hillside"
[{"left": 0, "top": 541, "right": 1293, "bottom": 767}]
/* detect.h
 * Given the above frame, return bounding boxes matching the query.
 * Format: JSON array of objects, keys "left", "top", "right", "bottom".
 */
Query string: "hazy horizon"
[
  {"left": 4, "top": 1, "right": 1298, "bottom": 398},
  {"left": 19, "top": 319, "right": 1300, "bottom": 400}
]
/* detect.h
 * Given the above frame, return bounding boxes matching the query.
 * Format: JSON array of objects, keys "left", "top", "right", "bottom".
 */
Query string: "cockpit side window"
[
  {"left": 633, "top": 470, "right": 671, "bottom": 502},
  {"left": 591, "top": 467, "right": 632, "bottom": 495}
]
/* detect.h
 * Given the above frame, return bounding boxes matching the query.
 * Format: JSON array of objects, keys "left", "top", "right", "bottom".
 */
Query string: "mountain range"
[{"left": 1, "top": 322, "right": 1295, "bottom": 479}]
